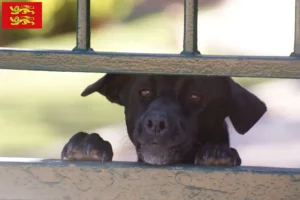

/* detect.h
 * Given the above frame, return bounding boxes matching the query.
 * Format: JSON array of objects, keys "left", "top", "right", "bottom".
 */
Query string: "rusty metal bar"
[
  {"left": 0, "top": 158, "right": 300, "bottom": 200},
  {"left": 294, "top": 0, "right": 300, "bottom": 56},
  {"left": 181, "top": 0, "right": 200, "bottom": 54},
  {"left": 73, "top": 0, "right": 93, "bottom": 51},
  {"left": 1, "top": 49, "right": 300, "bottom": 78}
]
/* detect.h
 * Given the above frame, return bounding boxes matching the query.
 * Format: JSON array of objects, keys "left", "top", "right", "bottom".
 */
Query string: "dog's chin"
[{"left": 137, "top": 144, "right": 185, "bottom": 166}]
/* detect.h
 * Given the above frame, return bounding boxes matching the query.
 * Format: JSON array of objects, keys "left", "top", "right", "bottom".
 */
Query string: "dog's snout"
[{"left": 143, "top": 112, "right": 169, "bottom": 134}]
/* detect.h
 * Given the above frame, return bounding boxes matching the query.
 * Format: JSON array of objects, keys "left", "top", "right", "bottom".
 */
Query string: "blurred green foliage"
[
  {"left": 0, "top": 1, "right": 268, "bottom": 158},
  {"left": 0, "top": 0, "right": 140, "bottom": 46},
  {"left": 0, "top": 70, "right": 125, "bottom": 156},
  {"left": 0, "top": 13, "right": 175, "bottom": 157}
]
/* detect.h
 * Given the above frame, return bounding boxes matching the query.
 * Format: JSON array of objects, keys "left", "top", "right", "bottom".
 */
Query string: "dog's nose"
[{"left": 143, "top": 113, "right": 169, "bottom": 134}]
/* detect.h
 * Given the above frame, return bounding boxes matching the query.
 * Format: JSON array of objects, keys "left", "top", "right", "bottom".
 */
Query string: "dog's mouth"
[
  {"left": 136, "top": 141, "right": 191, "bottom": 165},
  {"left": 137, "top": 140, "right": 184, "bottom": 150}
]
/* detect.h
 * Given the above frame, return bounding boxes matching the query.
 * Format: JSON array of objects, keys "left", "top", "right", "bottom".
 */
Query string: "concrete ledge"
[{"left": 0, "top": 158, "right": 300, "bottom": 200}]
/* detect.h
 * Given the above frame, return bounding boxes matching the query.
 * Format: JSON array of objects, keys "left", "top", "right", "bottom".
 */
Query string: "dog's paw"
[
  {"left": 194, "top": 144, "right": 241, "bottom": 166},
  {"left": 61, "top": 132, "right": 113, "bottom": 162}
]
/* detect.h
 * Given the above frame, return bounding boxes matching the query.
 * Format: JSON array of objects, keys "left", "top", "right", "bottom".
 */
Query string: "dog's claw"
[
  {"left": 195, "top": 144, "right": 241, "bottom": 166},
  {"left": 100, "top": 152, "right": 106, "bottom": 162},
  {"left": 203, "top": 151, "right": 209, "bottom": 160},
  {"left": 61, "top": 144, "right": 67, "bottom": 160},
  {"left": 85, "top": 144, "right": 91, "bottom": 155},
  {"left": 221, "top": 152, "right": 226, "bottom": 159},
  {"left": 61, "top": 132, "right": 113, "bottom": 162}
]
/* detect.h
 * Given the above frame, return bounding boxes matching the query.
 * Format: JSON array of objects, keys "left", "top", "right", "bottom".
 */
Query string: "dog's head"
[{"left": 82, "top": 74, "right": 266, "bottom": 165}]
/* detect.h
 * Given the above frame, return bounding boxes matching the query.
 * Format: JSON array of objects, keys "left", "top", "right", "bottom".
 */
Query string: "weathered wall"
[{"left": 0, "top": 158, "right": 299, "bottom": 200}]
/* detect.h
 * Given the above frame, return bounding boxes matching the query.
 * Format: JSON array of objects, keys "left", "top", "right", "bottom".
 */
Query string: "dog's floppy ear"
[
  {"left": 81, "top": 73, "right": 131, "bottom": 105},
  {"left": 227, "top": 78, "right": 267, "bottom": 135}
]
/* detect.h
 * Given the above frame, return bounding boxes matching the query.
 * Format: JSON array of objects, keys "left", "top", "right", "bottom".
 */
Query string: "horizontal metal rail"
[
  {"left": 0, "top": 0, "right": 299, "bottom": 77},
  {"left": 0, "top": 49, "right": 300, "bottom": 78},
  {"left": 0, "top": 158, "right": 300, "bottom": 200}
]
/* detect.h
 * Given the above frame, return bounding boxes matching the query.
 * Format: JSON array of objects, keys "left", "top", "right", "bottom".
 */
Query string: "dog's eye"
[
  {"left": 189, "top": 93, "right": 201, "bottom": 102},
  {"left": 140, "top": 89, "right": 152, "bottom": 98}
]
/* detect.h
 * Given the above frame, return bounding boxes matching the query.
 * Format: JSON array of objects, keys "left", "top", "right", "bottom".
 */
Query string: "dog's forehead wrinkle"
[
  {"left": 133, "top": 75, "right": 186, "bottom": 90},
  {"left": 155, "top": 76, "right": 188, "bottom": 99},
  {"left": 192, "top": 76, "right": 223, "bottom": 87},
  {"left": 189, "top": 76, "right": 229, "bottom": 97},
  {"left": 132, "top": 76, "right": 152, "bottom": 88}
]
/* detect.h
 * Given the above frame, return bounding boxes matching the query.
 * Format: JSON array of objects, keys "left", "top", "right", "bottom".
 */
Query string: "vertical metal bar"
[
  {"left": 73, "top": 0, "right": 93, "bottom": 51},
  {"left": 181, "top": 0, "right": 200, "bottom": 54},
  {"left": 294, "top": 0, "right": 300, "bottom": 55}
]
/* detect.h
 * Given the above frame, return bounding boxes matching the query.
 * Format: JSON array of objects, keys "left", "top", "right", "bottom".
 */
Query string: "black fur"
[{"left": 76, "top": 74, "right": 266, "bottom": 166}]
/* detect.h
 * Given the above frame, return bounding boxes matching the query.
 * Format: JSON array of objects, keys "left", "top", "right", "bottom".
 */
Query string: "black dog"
[{"left": 61, "top": 74, "right": 267, "bottom": 166}]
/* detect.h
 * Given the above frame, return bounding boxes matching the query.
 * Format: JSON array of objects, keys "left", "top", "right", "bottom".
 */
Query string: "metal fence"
[{"left": 0, "top": 0, "right": 299, "bottom": 78}]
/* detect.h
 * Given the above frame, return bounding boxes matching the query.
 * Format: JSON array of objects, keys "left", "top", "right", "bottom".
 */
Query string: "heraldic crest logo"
[{"left": 2, "top": 1, "right": 42, "bottom": 29}]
